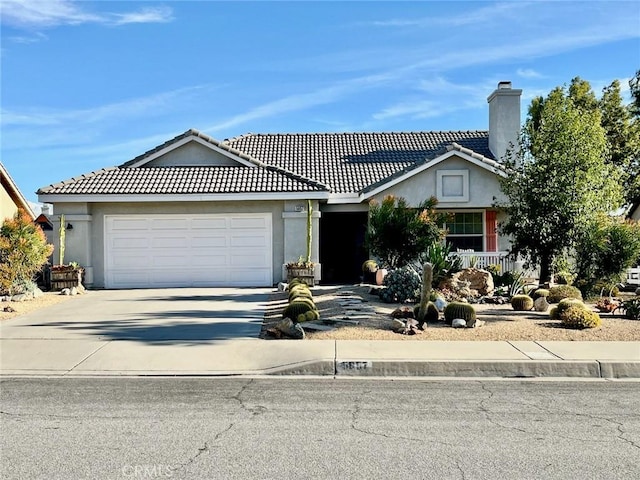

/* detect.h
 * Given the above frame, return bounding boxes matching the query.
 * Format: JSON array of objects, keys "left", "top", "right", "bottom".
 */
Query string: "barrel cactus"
[
  {"left": 511, "top": 294, "right": 534, "bottom": 311},
  {"left": 283, "top": 300, "right": 314, "bottom": 321},
  {"left": 547, "top": 285, "right": 582, "bottom": 303},
  {"left": 551, "top": 298, "right": 585, "bottom": 319},
  {"left": 444, "top": 302, "right": 477, "bottom": 327},
  {"left": 413, "top": 302, "right": 440, "bottom": 325},
  {"left": 531, "top": 289, "right": 550, "bottom": 300},
  {"left": 560, "top": 305, "right": 601, "bottom": 329}
]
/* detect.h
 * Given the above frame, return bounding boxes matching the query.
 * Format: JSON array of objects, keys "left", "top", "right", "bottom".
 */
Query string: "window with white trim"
[{"left": 444, "top": 212, "right": 483, "bottom": 251}]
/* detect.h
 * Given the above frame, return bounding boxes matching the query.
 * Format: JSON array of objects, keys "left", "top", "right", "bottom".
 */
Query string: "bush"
[
  {"left": 443, "top": 302, "right": 477, "bottom": 326},
  {"left": 547, "top": 285, "right": 583, "bottom": 303},
  {"left": 365, "top": 195, "right": 446, "bottom": 269},
  {"left": 560, "top": 305, "right": 601, "bottom": 329},
  {"left": 621, "top": 296, "right": 640, "bottom": 320},
  {"left": 511, "top": 295, "right": 534, "bottom": 311},
  {"left": 379, "top": 266, "right": 422, "bottom": 303},
  {"left": 414, "top": 242, "right": 462, "bottom": 287},
  {"left": 0, "top": 210, "right": 53, "bottom": 295},
  {"left": 362, "top": 260, "right": 378, "bottom": 273}
]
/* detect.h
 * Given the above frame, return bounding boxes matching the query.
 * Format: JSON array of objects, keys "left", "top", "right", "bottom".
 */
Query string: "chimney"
[{"left": 487, "top": 81, "right": 522, "bottom": 162}]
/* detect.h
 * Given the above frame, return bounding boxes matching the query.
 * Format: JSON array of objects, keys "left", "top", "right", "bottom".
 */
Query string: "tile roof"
[
  {"left": 223, "top": 131, "right": 493, "bottom": 194},
  {"left": 37, "top": 165, "right": 328, "bottom": 195},
  {"left": 38, "top": 129, "right": 497, "bottom": 197}
]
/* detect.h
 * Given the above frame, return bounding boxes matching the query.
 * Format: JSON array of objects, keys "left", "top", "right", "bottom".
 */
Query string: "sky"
[{"left": 1, "top": 0, "right": 639, "bottom": 204}]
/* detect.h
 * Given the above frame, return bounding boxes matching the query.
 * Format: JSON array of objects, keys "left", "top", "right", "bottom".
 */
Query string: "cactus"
[
  {"left": 304, "top": 309, "right": 320, "bottom": 322},
  {"left": 531, "top": 288, "right": 550, "bottom": 300},
  {"left": 289, "top": 290, "right": 313, "bottom": 302},
  {"left": 553, "top": 298, "right": 585, "bottom": 318},
  {"left": 547, "top": 285, "right": 582, "bottom": 303},
  {"left": 560, "top": 305, "right": 601, "bottom": 329},
  {"left": 511, "top": 294, "right": 534, "bottom": 311},
  {"left": 362, "top": 260, "right": 378, "bottom": 273},
  {"left": 416, "top": 263, "right": 433, "bottom": 324},
  {"left": 290, "top": 296, "right": 316, "bottom": 310},
  {"left": 444, "top": 302, "right": 476, "bottom": 327},
  {"left": 283, "top": 300, "right": 314, "bottom": 320},
  {"left": 58, "top": 214, "right": 66, "bottom": 266}
]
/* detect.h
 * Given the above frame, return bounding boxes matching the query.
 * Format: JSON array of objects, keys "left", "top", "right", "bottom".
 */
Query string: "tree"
[
  {"left": 365, "top": 195, "right": 445, "bottom": 269},
  {"left": 630, "top": 70, "right": 640, "bottom": 117},
  {"left": 599, "top": 79, "right": 640, "bottom": 206},
  {"left": 0, "top": 209, "right": 54, "bottom": 295},
  {"left": 497, "top": 86, "right": 624, "bottom": 283},
  {"left": 574, "top": 215, "right": 640, "bottom": 296}
]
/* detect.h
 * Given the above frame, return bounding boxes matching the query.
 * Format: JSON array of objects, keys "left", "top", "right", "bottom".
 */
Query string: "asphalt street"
[{"left": 1, "top": 377, "right": 639, "bottom": 479}]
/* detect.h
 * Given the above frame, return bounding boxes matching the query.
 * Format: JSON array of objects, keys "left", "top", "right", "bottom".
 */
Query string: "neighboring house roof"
[
  {"left": 37, "top": 128, "right": 500, "bottom": 201},
  {"left": 224, "top": 131, "right": 494, "bottom": 194},
  {"left": 0, "top": 161, "right": 35, "bottom": 219}
]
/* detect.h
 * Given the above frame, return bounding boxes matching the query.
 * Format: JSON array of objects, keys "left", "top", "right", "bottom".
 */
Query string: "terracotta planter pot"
[{"left": 375, "top": 268, "right": 388, "bottom": 286}]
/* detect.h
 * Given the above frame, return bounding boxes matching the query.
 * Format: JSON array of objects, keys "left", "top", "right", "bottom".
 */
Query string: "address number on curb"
[{"left": 338, "top": 361, "right": 372, "bottom": 370}]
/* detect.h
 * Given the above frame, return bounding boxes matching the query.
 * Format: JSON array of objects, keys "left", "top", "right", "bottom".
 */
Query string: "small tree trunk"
[
  {"left": 539, "top": 254, "right": 553, "bottom": 285},
  {"left": 417, "top": 263, "right": 433, "bottom": 324}
]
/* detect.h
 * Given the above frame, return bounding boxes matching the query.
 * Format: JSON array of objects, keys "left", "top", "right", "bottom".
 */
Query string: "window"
[{"left": 445, "top": 212, "right": 483, "bottom": 251}]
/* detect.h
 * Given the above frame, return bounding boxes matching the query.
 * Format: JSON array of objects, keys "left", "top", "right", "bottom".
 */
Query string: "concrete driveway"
[{"left": 0, "top": 288, "right": 272, "bottom": 343}]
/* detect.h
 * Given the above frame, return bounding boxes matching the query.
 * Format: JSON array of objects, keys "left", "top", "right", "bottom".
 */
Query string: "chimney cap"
[{"left": 498, "top": 81, "right": 512, "bottom": 89}]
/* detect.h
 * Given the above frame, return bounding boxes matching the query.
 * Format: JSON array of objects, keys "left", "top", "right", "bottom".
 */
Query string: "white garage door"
[{"left": 105, "top": 214, "right": 272, "bottom": 288}]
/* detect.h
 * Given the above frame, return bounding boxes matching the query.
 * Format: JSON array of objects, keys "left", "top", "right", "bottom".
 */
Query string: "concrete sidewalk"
[{"left": 1, "top": 338, "right": 638, "bottom": 378}]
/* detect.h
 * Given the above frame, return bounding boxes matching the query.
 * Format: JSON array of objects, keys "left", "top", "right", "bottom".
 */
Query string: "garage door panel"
[
  {"left": 151, "top": 219, "right": 189, "bottom": 230},
  {"left": 230, "top": 217, "right": 267, "bottom": 229},
  {"left": 191, "top": 218, "right": 227, "bottom": 229},
  {"left": 106, "top": 214, "right": 272, "bottom": 288},
  {"left": 191, "top": 235, "right": 227, "bottom": 248}
]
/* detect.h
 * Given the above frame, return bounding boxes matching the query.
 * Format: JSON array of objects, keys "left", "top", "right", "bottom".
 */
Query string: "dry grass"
[
  {"left": 1, "top": 292, "right": 73, "bottom": 321},
  {"left": 262, "top": 285, "right": 640, "bottom": 341}
]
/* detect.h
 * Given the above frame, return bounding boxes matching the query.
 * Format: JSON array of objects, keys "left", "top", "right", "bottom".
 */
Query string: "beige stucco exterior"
[
  {"left": 1, "top": 163, "right": 34, "bottom": 221},
  {"left": 50, "top": 199, "right": 323, "bottom": 288}
]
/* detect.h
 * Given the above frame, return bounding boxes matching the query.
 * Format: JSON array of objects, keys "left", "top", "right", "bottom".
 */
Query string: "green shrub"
[
  {"left": 0, "top": 210, "right": 53, "bottom": 296},
  {"left": 621, "top": 296, "right": 640, "bottom": 320},
  {"left": 443, "top": 302, "right": 477, "bottom": 327},
  {"left": 379, "top": 266, "right": 421, "bottom": 303},
  {"left": 547, "top": 285, "right": 583, "bottom": 303},
  {"left": 511, "top": 295, "right": 534, "bottom": 311},
  {"left": 560, "top": 305, "right": 601, "bottom": 329}
]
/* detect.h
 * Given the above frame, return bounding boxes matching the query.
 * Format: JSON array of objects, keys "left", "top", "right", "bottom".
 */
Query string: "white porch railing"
[
  {"left": 452, "top": 251, "right": 514, "bottom": 272},
  {"left": 627, "top": 267, "right": 640, "bottom": 286}
]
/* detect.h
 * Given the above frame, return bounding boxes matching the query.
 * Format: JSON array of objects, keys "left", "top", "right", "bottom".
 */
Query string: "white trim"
[
  {"left": 437, "top": 169, "right": 469, "bottom": 202},
  {"left": 39, "top": 191, "right": 330, "bottom": 203},
  {"left": 361, "top": 149, "right": 506, "bottom": 202},
  {"left": 326, "top": 193, "right": 362, "bottom": 204},
  {"left": 126, "top": 135, "right": 257, "bottom": 168}
]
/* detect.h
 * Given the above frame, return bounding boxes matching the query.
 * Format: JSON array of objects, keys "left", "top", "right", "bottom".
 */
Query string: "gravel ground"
[
  {"left": 262, "top": 285, "right": 640, "bottom": 341},
  {"left": 1, "top": 292, "right": 73, "bottom": 321}
]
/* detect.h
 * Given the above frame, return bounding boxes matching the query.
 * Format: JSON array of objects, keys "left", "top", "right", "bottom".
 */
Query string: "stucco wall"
[
  {"left": 0, "top": 185, "right": 19, "bottom": 221},
  {"left": 369, "top": 156, "right": 505, "bottom": 208},
  {"left": 51, "top": 200, "right": 288, "bottom": 288},
  {"left": 145, "top": 142, "right": 242, "bottom": 167}
]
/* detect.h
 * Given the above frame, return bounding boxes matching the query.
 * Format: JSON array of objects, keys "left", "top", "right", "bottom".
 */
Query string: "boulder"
[
  {"left": 11, "top": 293, "right": 29, "bottom": 302},
  {"left": 391, "top": 319, "right": 406, "bottom": 333},
  {"left": 439, "top": 268, "right": 494, "bottom": 297},
  {"left": 534, "top": 297, "right": 550, "bottom": 312},
  {"left": 277, "top": 282, "right": 287, "bottom": 292},
  {"left": 33, "top": 287, "right": 44, "bottom": 298},
  {"left": 274, "top": 318, "right": 305, "bottom": 339},
  {"left": 452, "top": 319, "right": 467, "bottom": 328},
  {"left": 61, "top": 288, "right": 71, "bottom": 296}
]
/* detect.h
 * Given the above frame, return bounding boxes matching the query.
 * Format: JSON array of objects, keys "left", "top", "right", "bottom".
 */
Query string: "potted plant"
[
  {"left": 286, "top": 200, "right": 315, "bottom": 285},
  {"left": 50, "top": 215, "right": 84, "bottom": 291}
]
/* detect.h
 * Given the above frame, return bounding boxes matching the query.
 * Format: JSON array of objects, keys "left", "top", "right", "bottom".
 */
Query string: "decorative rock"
[
  {"left": 1, "top": 296, "right": 9, "bottom": 302},
  {"left": 11, "top": 294, "right": 28, "bottom": 302},
  {"left": 3, "top": 306, "right": 16, "bottom": 313},
  {"left": 70, "top": 287, "right": 78, "bottom": 296},
  {"left": 277, "top": 282, "right": 287, "bottom": 292},
  {"left": 434, "top": 297, "right": 447, "bottom": 312},
  {"left": 61, "top": 288, "right": 71, "bottom": 296},
  {"left": 33, "top": 287, "right": 44, "bottom": 298},
  {"left": 534, "top": 297, "right": 550, "bottom": 312},
  {"left": 391, "top": 307, "right": 414, "bottom": 319},
  {"left": 274, "top": 318, "right": 305, "bottom": 339},
  {"left": 636, "top": 287, "right": 640, "bottom": 296},
  {"left": 474, "top": 320, "right": 486, "bottom": 328},
  {"left": 452, "top": 318, "right": 467, "bottom": 328},
  {"left": 301, "top": 323, "right": 335, "bottom": 332},
  {"left": 439, "top": 268, "right": 495, "bottom": 296},
  {"left": 391, "top": 319, "right": 406, "bottom": 333}
]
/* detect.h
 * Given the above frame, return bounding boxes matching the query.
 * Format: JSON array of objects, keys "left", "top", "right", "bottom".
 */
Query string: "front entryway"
[{"left": 320, "top": 211, "right": 368, "bottom": 284}]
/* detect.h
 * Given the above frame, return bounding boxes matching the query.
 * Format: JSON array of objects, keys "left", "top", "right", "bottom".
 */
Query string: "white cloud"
[
  {"left": 517, "top": 68, "right": 543, "bottom": 79},
  {"left": 1, "top": 85, "right": 212, "bottom": 128},
  {"left": 0, "top": 0, "right": 173, "bottom": 29}
]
